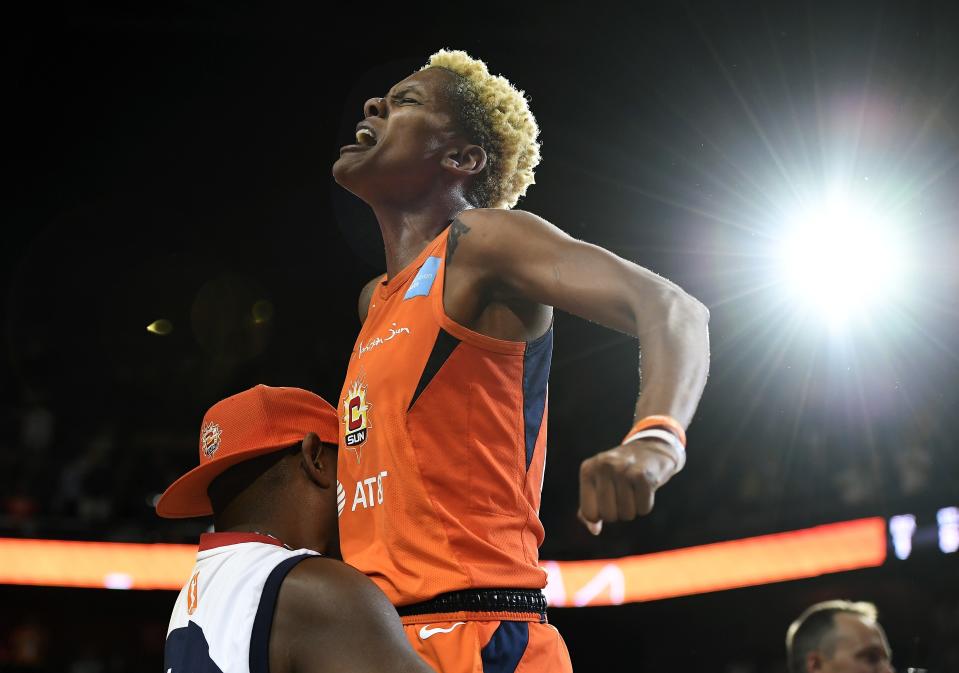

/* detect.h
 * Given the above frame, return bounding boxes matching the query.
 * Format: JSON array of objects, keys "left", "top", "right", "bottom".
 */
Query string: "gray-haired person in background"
[{"left": 786, "top": 600, "right": 893, "bottom": 673}]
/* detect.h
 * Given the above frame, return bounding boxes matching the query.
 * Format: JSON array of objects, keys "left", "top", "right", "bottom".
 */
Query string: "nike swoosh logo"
[{"left": 419, "top": 622, "right": 466, "bottom": 640}]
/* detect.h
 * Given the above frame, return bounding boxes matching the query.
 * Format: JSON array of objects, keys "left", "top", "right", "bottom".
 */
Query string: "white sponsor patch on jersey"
[{"left": 350, "top": 471, "right": 389, "bottom": 512}]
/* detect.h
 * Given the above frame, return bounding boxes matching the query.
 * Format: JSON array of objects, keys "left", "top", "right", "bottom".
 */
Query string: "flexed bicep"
[{"left": 456, "top": 208, "right": 702, "bottom": 337}]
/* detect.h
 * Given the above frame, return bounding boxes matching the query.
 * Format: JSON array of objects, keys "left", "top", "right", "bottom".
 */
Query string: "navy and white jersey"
[{"left": 165, "top": 532, "right": 319, "bottom": 673}]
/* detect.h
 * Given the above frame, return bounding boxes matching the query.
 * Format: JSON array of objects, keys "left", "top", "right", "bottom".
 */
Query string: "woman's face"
[{"left": 332, "top": 67, "right": 465, "bottom": 205}]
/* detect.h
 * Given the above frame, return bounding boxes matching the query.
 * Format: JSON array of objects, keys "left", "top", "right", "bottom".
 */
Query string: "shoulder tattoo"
[{"left": 446, "top": 218, "right": 471, "bottom": 264}]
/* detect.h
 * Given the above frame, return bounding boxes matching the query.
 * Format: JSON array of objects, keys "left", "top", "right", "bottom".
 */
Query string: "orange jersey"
[{"left": 337, "top": 225, "right": 551, "bottom": 606}]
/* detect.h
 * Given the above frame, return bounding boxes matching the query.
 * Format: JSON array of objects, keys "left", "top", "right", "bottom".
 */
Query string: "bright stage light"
[{"left": 777, "top": 194, "right": 907, "bottom": 329}]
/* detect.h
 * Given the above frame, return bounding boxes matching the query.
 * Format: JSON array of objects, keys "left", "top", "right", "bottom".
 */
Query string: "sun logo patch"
[
  {"left": 187, "top": 571, "right": 200, "bottom": 615},
  {"left": 200, "top": 422, "right": 222, "bottom": 459},
  {"left": 342, "top": 378, "right": 372, "bottom": 463}
]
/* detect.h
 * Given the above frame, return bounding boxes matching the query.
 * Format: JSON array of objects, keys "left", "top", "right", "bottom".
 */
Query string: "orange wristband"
[{"left": 622, "top": 415, "right": 686, "bottom": 447}]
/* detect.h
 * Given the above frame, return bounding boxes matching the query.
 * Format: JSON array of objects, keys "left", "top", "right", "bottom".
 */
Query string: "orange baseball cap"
[{"left": 156, "top": 384, "right": 338, "bottom": 519}]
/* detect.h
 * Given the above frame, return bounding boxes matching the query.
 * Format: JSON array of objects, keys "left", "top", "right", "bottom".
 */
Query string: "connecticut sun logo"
[
  {"left": 200, "top": 422, "right": 222, "bottom": 459},
  {"left": 342, "top": 379, "right": 372, "bottom": 463}
]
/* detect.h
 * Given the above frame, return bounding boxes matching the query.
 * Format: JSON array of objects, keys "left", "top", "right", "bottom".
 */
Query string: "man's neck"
[{"left": 213, "top": 519, "right": 287, "bottom": 542}]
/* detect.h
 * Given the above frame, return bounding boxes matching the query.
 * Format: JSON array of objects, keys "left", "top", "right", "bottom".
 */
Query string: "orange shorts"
[{"left": 402, "top": 615, "right": 572, "bottom": 673}]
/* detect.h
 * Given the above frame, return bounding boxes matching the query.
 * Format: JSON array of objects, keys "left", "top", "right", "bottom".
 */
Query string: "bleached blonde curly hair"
[{"left": 422, "top": 49, "right": 541, "bottom": 210}]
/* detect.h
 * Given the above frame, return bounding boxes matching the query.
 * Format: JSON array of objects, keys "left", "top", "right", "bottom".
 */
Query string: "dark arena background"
[{"left": 3, "top": 2, "right": 958, "bottom": 671}]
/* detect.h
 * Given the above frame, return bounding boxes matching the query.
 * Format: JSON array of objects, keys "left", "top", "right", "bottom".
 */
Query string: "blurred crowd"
[{"left": 1, "top": 400, "right": 207, "bottom": 544}]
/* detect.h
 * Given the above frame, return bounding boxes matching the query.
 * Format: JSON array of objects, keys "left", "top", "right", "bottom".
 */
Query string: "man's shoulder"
[
  {"left": 270, "top": 559, "right": 434, "bottom": 673},
  {"left": 278, "top": 557, "right": 384, "bottom": 619}
]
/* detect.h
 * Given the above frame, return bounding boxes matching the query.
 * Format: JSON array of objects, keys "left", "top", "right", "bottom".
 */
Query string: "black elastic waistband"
[{"left": 396, "top": 588, "right": 547, "bottom": 618}]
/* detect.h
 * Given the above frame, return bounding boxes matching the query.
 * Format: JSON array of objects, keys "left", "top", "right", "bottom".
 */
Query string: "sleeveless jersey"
[
  {"left": 337, "top": 225, "right": 552, "bottom": 607},
  {"left": 164, "top": 532, "right": 318, "bottom": 673}
]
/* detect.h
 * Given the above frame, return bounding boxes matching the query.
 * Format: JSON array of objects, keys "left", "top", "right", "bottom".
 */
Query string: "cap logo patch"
[{"left": 200, "top": 422, "right": 222, "bottom": 459}]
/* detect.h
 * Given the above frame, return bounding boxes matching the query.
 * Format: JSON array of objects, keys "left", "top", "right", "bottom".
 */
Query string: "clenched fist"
[{"left": 578, "top": 438, "right": 681, "bottom": 535}]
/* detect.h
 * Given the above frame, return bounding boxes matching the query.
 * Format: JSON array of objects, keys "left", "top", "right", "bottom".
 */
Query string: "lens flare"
[
  {"left": 777, "top": 194, "right": 907, "bottom": 330},
  {"left": 146, "top": 319, "right": 173, "bottom": 336}
]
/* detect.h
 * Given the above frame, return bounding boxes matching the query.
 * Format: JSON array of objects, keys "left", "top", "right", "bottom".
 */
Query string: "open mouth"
[
  {"left": 340, "top": 126, "right": 378, "bottom": 154},
  {"left": 355, "top": 127, "right": 377, "bottom": 147}
]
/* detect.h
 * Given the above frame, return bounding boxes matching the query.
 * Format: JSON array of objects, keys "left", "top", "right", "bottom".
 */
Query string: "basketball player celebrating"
[
  {"left": 332, "top": 50, "right": 710, "bottom": 671},
  {"left": 156, "top": 385, "right": 436, "bottom": 673}
]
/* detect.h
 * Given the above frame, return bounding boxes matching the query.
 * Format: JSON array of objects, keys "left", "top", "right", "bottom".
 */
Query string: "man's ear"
[
  {"left": 442, "top": 144, "right": 487, "bottom": 176},
  {"left": 300, "top": 432, "right": 334, "bottom": 489},
  {"left": 806, "top": 651, "right": 824, "bottom": 673}
]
